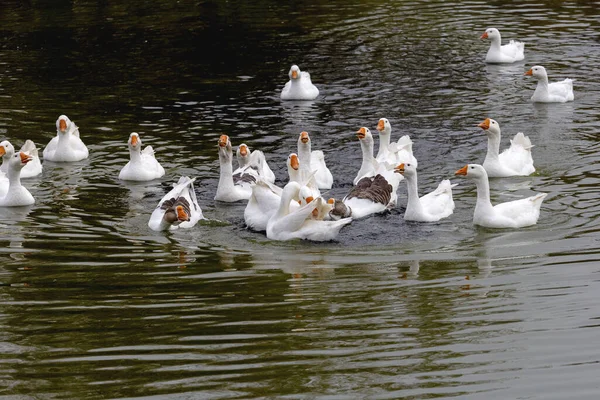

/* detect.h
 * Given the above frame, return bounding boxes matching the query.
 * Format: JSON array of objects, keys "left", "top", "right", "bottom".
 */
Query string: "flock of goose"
[{"left": 0, "top": 28, "right": 574, "bottom": 241}]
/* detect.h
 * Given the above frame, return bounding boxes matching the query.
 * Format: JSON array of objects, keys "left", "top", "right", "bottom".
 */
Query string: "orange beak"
[
  {"left": 357, "top": 127, "right": 367, "bottom": 139},
  {"left": 59, "top": 119, "right": 67, "bottom": 132},
  {"left": 218, "top": 134, "right": 229, "bottom": 147},
  {"left": 455, "top": 165, "right": 468, "bottom": 176},
  {"left": 300, "top": 131, "right": 309, "bottom": 143},
  {"left": 0, "top": 147, "right": 5, "bottom": 157},
  {"left": 327, "top": 198, "right": 335, "bottom": 205},
  {"left": 395, "top": 163, "right": 405, "bottom": 174},
  {"left": 478, "top": 118, "right": 491, "bottom": 130},
  {"left": 239, "top": 145, "right": 248, "bottom": 156},
  {"left": 305, "top": 196, "right": 314, "bottom": 204},
  {"left": 131, "top": 134, "right": 139, "bottom": 146},
  {"left": 19, "top": 152, "right": 32, "bottom": 164},
  {"left": 377, "top": 119, "right": 385, "bottom": 131},
  {"left": 290, "top": 154, "right": 299, "bottom": 170},
  {"left": 312, "top": 208, "right": 319, "bottom": 217},
  {"left": 524, "top": 68, "right": 533, "bottom": 76},
  {"left": 480, "top": 32, "right": 488, "bottom": 39},
  {"left": 176, "top": 205, "right": 190, "bottom": 222},
  {"left": 291, "top": 70, "right": 298, "bottom": 79}
]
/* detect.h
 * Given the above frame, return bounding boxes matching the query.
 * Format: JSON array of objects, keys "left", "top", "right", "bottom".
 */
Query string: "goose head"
[
  {"left": 477, "top": 118, "right": 501, "bottom": 138},
  {"left": 289, "top": 65, "right": 301, "bottom": 80},
  {"left": 236, "top": 143, "right": 251, "bottom": 167},
  {"left": 328, "top": 198, "right": 352, "bottom": 220},
  {"left": 299, "top": 131, "right": 311, "bottom": 145},
  {"left": 0, "top": 140, "right": 15, "bottom": 161},
  {"left": 455, "top": 164, "right": 487, "bottom": 179},
  {"left": 56, "top": 115, "right": 72, "bottom": 134},
  {"left": 128, "top": 132, "right": 142, "bottom": 150},
  {"left": 524, "top": 65, "right": 547, "bottom": 80},
  {"left": 394, "top": 162, "right": 417, "bottom": 178},
  {"left": 163, "top": 203, "right": 191, "bottom": 226},
  {"left": 357, "top": 127, "right": 374, "bottom": 145},
  {"left": 480, "top": 27, "right": 500, "bottom": 41},
  {"left": 376, "top": 118, "right": 391, "bottom": 135},
  {"left": 218, "top": 134, "right": 233, "bottom": 163},
  {"left": 287, "top": 153, "right": 300, "bottom": 181},
  {"left": 10, "top": 151, "right": 32, "bottom": 171}
]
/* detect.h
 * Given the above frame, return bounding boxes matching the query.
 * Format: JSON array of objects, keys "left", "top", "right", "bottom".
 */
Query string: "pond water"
[{"left": 1, "top": 0, "right": 600, "bottom": 398}]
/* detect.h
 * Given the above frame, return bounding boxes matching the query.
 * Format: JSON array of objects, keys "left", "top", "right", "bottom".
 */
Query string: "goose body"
[
  {"left": 215, "top": 135, "right": 255, "bottom": 202},
  {"left": 119, "top": 132, "right": 165, "bottom": 181},
  {"left": 297, "top": 131, "right": 333, "bottom": 190},
  {"left": 0, "top": 140, "right": 42, "bottom": 178},
  {"left": 148, "top": 176, "right": 203, "bottom": 231},
  {"left": 266, "top": 181, "right": 351, "bottom": 241},
  {"left": 480, "top": 28, "right": 524, "bottom": 64},
  {"left": 525, "top": 65, "right": 574, "bottom": 103},
  {"left": 478, "top": 118, "right": 535, "bottom": 177},
  {"left": 0, "top": 152, "right": 35, "bottom": 207},
  {"left": 281, "top": 65, "right": 319, "bottom": 101},
  {"left": 343, "top": 168, "right": 402, "bottom": 219},
  {"left": 354, "top": 127, "right": 383, "bottom": 185},
  {"left": 396, "top": 163, "right": 456, "bottom": 222},
  {"left": 455, "top": 164, "right": 547, "bottom": 228},
  {"left": 244, "top": 179, "right": 286, "bottom": 232},
  {"left": 43, "top": 115, "right": 89, "bottom": 162},
  {"left": 375, "top": 118, "right": 418, "bottom": 167},
  {"left": 235, "top": 144, "right": 275, "bottom": 184}
]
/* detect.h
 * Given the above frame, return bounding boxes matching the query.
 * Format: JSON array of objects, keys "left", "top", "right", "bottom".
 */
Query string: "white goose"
[
  {"left": 148, "top": 176, "right": 203, "bottom": 231},
  {"left": 0, "top": 152, "right": 35, "bottom": 207},
  {"left": 281, "top": 65, "right": 319, "bottom": 101},
  {"left": 236, "top": 144, "right": 275, "bottom": 184},
  {"left": 266, "top": 181, "right": 351, "bottom": 241},
  {"left": 480, "top": 28, "right": 525, "bottom": 64},
  {"left": 43, "top": 115, "right": 89, "bottom": 162},
  {"left": 297, "top": 131, "right": 333, "bottom": 189},
  {"left": 343, "top": 169, "right": 402, "bottom": 219},
  {"left": 244, "top": 178, "right": 285, "bottom": 232},
  {"left": 455, "top": 164, "right": 547, "bottom": 228},
  {"left": 478, "top": 118, "right": 535, "bottom": 177},
  {"left": 119, "top": 132, "right": 165, "bottom": 181},
  {"left": 0, "top": 140, "right": 42, "bottom": 178},
  {"left": 524, "top": 65, "right": 574, "bottom": 103},
  {"left": 354, "top": 127, "right": 381, "bottom": 185},
  {"left": 215, "top": 135, "right": 254, "bottom": 202},
  {"left": 287, "top": 152, "right": 320, "bottom": 198},
  {"left": 374, "top": 119, "right": 418, "bottom": 167},
  {"left": 396, "top": 163, "right": 456, "bottom": 222}
]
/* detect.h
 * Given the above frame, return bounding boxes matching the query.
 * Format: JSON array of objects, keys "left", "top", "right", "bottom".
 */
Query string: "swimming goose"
[
  {"left": 233, "top": 144, "right": 260, "bottom": 184},
  {"left": 0, "top": 152, "right": 35, "bottom": 207},
  {"left": 375, "top": 118, "right": 397, "bottom": 165},
  {"left": 478, "top": 118, "right": 535, "bottom": 177},
  {"left": 343, "top": 169, "right": 402, "bottom": 219},
  {"left": 281, "top": 65, "right": 319, "bottom": 101},
  {"left": 297, "top": 131, "right": 333, "bottom": 189},
  {"left": 396, "top": 163, "right": 456, "bottom": 222},
  {"left": 480, "top": 28, "right": 525, "bottom": 64},
  {"left": 354, "top": 127, "right": 381, "bottom": 185},
  {"left": 524, "top": 65, "right": 574, "bottom": 103},
  {"left": 244, "top": 178, "right": 285, "bottom": 232},
  {"left": 119, "top": 132, "right": 165, "bottom": 181},
  {"left": 43, "top": 115, "right": 89, "bottom": 162},
  {"left": 236, "top": 144, "right": 276, "bottom": 184},
  {"left": 0, "top": 140, "right": 42, "bottom": 178},
  {"left": 215, "top": 135, "right": 254, "bottom": 202},
  {"left": 266, "top": 181, "right": 351, "bottom": 241},
  {"left": 287, "top": 152, "right": 320, "bottom": 198},
  {"left": 148, "top": 176, "right": 203, "bottom": 231},
  {"left": 455, "top": 164, "right": 547, "bottom": 228}
]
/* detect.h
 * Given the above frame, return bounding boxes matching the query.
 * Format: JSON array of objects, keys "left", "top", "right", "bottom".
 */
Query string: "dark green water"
[{"left": 1, "top": 0, "right": 600, "bottom": 398}]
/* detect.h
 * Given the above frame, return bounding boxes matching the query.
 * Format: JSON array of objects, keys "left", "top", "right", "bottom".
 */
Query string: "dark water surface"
[{"left": 1, "top": 0, "right": 600, "bottom": 398}]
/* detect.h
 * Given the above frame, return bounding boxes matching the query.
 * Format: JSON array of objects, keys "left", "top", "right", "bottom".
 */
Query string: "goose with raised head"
[
  {"left": 455, "top": 164, "right": 547, "bottom": 228},
  {"left": 266, "top": 181, "right": 351, "bottom": 241},
  {"left": 119, "top": 132, "right": 165, "bottom": 181},
  {"left": 287, "top": 152, "right": 320, "bottom": 198},
  {"left": 215, "top": 135, "right": 255, "bottom": 202},
  {"left": 354, "top": 127, "right": 381, "bottom": 185},
  {"left": 148, "top": 176, "right": 203, "bottom": 231},
  {"left": 524, "top": 65, "right": 574, "bottom": 103},
  {"left": 43, "top": 115, "right": 89, "bottom": 162},
  {"left": 478, "top": 118, "right": 535, "bottom": 177},
  {"left": 480, "top": 28, "right": 524, "bottom": 64},
  {"left": 281, "top": 65, "right": 319, "bottom": 101},
  {"left": 0, "top": 140, "right": 42, "bottom": 178},
  {"left": 297, "top": 131, "right": 333, "bottom": 190},
  {"left": 396, "top": 163, "right": 456, "bottom": 222},
  {"left": 0, "top": 152, "right": 35, "bottom": 207}
]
